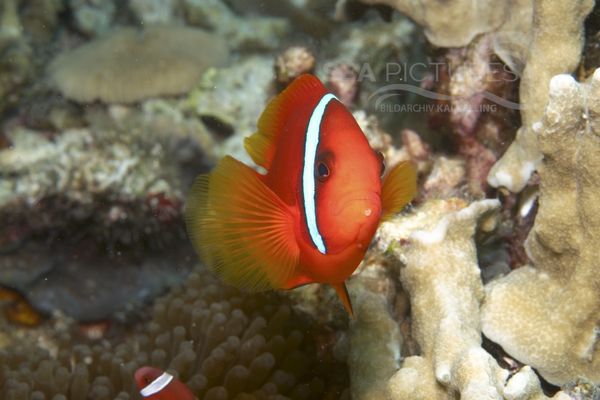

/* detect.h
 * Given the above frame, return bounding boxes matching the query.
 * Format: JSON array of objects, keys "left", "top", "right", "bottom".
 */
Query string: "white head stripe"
[
  {"left": 302, "top": 93, "right": 337, "bottom": 254},
  {"left": 140, "top": 372, "right": 174, "bottom": 397}
]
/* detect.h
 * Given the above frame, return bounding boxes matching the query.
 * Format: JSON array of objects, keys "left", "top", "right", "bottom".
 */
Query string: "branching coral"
[
  {"left": 487, "top": 0, "right": 593, "bottom": 192},
  {"left": 48, "top": 26, "right": 228, "bottom": 103},
  {"left": 0, "top": 270, "right": 344, "bottom": 399},
  {"left": 481, "top": 71, "right": 600, "bottom": 385},
  {"left": 344, "top": 199, "right": 569, "bottom": 399}
]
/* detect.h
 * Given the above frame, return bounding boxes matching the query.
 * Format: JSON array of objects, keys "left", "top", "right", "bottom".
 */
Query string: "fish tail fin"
[
  {"left": 381, "top": 161, "right": 417, "bottom": 221},
  {"left": 185, "top": 156, "right": 300, "bottom": 292},
  {"left": 331, "top": 282, "right": 354, "bottom": 318}
]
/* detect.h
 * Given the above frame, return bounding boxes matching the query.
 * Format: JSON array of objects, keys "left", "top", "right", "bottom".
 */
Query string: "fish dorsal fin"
[
  {"left": 381, "top": 161, "right": 417, "bottom": 221},
  {"left": 244, "top": 74, "right": 329, "bottom": 169},
  {"left": 185, "top": 156, "right": 300, "bottom": 291}
]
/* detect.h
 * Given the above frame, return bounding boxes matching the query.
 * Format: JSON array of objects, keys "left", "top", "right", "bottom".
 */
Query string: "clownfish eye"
[
  {"left": 316, "top": 162, "right": 330, "bottom": 181},
  {"left": 377, "top": 151, "right": 386, "bottom": 177}
]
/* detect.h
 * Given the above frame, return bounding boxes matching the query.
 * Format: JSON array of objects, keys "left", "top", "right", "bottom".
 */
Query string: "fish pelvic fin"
[
  {"left": 244, "top": 74, "right": 329, "bottom": 169},
  {"left": 331, "top": 282, "right": 354, "bottom": 318},
  {"left": 381, "top": 160, "right": 417, "bottom": 222},
  {"left": 185, "top": 156, "right": 300, "bottom": 292}
]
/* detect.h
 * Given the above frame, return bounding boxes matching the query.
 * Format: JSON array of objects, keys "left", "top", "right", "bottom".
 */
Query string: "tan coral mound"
[
  {"left": 482, "top": 70, "right": 600, "bottom": 385},
  {"left": 344, "top": 199, "right": 568, "bottom": 400},
  {"left": 48, "top": 26, "right": 228, "bottom": 103}
]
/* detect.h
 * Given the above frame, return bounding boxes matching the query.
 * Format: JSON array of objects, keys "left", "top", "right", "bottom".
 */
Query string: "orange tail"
[{"left": 331, "top": 282, "right": 354, "bottom": 318}]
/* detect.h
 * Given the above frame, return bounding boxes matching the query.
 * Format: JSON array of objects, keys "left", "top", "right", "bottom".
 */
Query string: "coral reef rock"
[
  {"left": 324, "top": 14, "right": 414, "bottom": 76},
  {"left": 428, "top": 35, "right": 520, "bottom": 196},
  {"left": 352, "top": 0, "right": 525, "bottom": 49},
  {"left": 0, "top": 39, "right": 32, "bottom": 117},
  {"left": 354, "top": 0, "right": 592, "bottom": 193},
  {"left": 487, "top": 0, "right": 593, "bottom": 192},
  {"left": 48, "top": 25, "right": 228, "bottom": 103},
  {"left": 0, "top": 126, "right": 181, "bottom": 215},
  {"left": 68, "top": 0, "right": 115, "bottom": 36},
  {"left": 482, "top": 71, "right": 600, "bottom": 385},
  {"left": 183, "top": 0, "right": 289, "bottom": 51},
  {"left": 346, "top": 199, "right": 569, "bottom": 399},
  {"left": 0, "top": 0, "right": 22, "bottom": 41},
  {"left": 275, "top": 46, "right": 316, "bottom": 87},
  {"left": 184, "top": 55, "right": 275, "bottom": 166},
  {"left": 0, "top": 125, "right": 194, "bottom": 320},
  {"left": 129, "top": 0, "right": 177, "bottom": 25}
]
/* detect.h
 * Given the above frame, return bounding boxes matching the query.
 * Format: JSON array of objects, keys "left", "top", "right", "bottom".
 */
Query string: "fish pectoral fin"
[
  {"left": 331, "top": 282, "right": 354, "bottom": 318},
  {"left": 381, "top": 160, "right": 417, "bottom": 222},
  {"left": 185, "top": 156, "right": 300, "bottom": 292},
  {"left": 244, "top": 74, "right": 328, "bottom": 169}
]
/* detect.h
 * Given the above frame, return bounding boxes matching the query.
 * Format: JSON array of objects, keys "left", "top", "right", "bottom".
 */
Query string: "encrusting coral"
[
  {"left": 487, "top": 0, "right": 593, "bottom": 192},
  {"left": 343, "top": 199, "right": 571, "bottom": 400},
  {"left": 0, "top": 269, "right": 344, "bottom": 399},
  {"left": 481, "top": 70, "right": 600, "bottom": 385},
  {"left": 48, "top": 25, "right": 228, "bottom": 103}
]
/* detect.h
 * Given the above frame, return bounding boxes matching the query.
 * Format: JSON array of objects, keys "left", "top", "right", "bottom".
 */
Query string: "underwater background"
[{"left": 0, "top": 0, "right": 599, "bottom": 399}]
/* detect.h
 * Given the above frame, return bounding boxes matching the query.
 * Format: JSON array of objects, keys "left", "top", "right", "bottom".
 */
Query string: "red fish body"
[
  {"left": 186, "top": 74, "right": 416, "bottom": 316},
  {"left": 134, "top": 366, "right": 195, "bottom": 400}
]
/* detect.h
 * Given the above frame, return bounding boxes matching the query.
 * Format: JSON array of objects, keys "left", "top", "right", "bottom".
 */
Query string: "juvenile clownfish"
[
  {"left": 134, "top": 366, "right": 196, "bottom": 400},
  {"left": 185, "top": 74, "right": 416, "bottom": 316}
]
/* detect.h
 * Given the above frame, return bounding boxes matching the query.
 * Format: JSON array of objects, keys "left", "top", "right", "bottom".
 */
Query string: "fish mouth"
[{"left": 333, "top": 191, "right": 381, "bottom": 217}]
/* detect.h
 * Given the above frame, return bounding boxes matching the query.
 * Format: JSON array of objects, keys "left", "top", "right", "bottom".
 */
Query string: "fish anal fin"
[
  {"left": 381, "top": 161, "right": 417, "bottom": 221},
  {"left": 185, "top": 156, "right": 300, "bottom": 292},
  {"left": 332, "top": 282, "right": 354, "bottom": 318},
  {"left": 244, "top": 74, "right": 329, "bottom": 169},
  {"left": 283, "top": 274, "right": 315, "bottom": 289}
]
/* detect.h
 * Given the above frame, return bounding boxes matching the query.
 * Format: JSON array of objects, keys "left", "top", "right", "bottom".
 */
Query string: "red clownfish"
[
  {"left": 186, "top": 74, "right": 416, "bottom": 316},
  {"left": 134, "top": 366, "right": 195, "bottom": 399}
]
